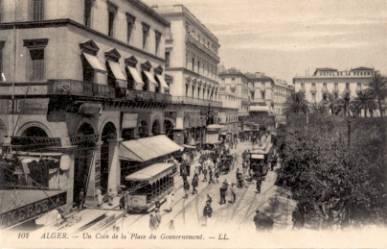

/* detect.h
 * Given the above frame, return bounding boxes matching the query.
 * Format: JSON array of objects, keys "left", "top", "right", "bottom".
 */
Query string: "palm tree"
[
  {"left": 284, "top": 91, "right": 309, "bottom": 123},
  {"left": 353, "top": 89, "right": 375, "bottom": 118},
  {"left": 368, "top": 73, "right": 387, "bottom": 117}
]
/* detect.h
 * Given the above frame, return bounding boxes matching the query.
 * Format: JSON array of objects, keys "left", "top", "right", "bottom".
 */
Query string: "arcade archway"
[
  {"left": 152, "top": 119, "right": 161, "bottom": 136},
  {"left": 73, "top": 122, "right": 96, "bottom": 207},
  {"left": 138, "top": 120, "right": 148, "bottom": 138},
  {"left": 100, "top": 122, "right": 117, "bottom": 194},
  {"left": 164, "top": 120, "right": 174, "bottom": 140}
]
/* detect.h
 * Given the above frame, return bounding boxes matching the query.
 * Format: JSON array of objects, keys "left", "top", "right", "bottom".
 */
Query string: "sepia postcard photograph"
[{"left": 0, "top": 0, "right": 386, "bottom": 248}]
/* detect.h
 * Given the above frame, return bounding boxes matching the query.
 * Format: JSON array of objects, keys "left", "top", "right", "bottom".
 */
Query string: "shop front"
[
  {"left": 0, "top": 152, "right": 70, "bottom": 229},
  {"left": 119, "top": 135, "right": 182, "bottom": 212}
]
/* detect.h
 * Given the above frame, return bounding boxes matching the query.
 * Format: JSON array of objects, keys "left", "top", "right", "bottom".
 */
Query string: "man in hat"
[
  {"left": 191, "top": 173, "right": 199, "bottom": 194},
  {"left": 219, "top": 179, "right": 229, "bottom": 205},
  {"left": 203, "top": 200, "right": 213, "bottom": 226}
]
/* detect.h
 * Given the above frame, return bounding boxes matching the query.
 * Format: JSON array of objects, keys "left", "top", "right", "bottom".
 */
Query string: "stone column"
[
  {"left": 174, "top": 110, "right": 184, "bottom": 145},
  {"left": 108, "top": 138, "right": 122, "bottom": 195}
]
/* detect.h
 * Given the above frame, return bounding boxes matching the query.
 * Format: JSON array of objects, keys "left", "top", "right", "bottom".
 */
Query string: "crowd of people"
[{"left": 148, "top": 133, "right": 280, "bottom": 231}]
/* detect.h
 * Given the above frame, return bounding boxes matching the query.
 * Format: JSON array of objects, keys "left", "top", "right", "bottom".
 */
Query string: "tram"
[
  {"left": 249, "top": 142, "right": 273, "bottom": 179},
  {"left": 124, "top": 163, "right": 177, "bottom": 213}
]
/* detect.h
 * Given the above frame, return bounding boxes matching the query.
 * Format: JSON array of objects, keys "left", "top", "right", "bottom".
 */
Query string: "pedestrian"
[
  {"left": 192, "top": 173, "right": 199, "bottom": 194},
  {"left": 202, "top": 164, "right": 208, "bottom": 182},
  {"left": 202, "top": 201, "right": 213, "bottom": 227},
  {"left": 96, "top": 188, "right": 103, "bottom": 207},
  {"left": 206, "top": 194, "right": 212, "bottom": 204},
  {"left": 165, "top": 193, "right": 174, "bottom": 212},
  {"left": 155, "top": 208, "right": 161, "bottom": 227},
  {"left": 208, "top": 167, "right": 214, "bottom": 184},
  {"left": 183, "top": 179, "right": 190, "bottom": 198},
  {"left": 256, "top": 176, "right": 262, "bottom": 193},
  {"left": 149, "top": 212, "right": 158, "bottom": 231},
  {"left": 107, "top": 188, "right": 115, "bottom": 206},
  {"left": 219, "top": 179, "right": 228, "bottom": 205},
  {"left": 155, "top": 200, "right": 161, "bottom": 212},
  {"left": 228, "top": 183, "right": 236, "bottom": 204},
  {"left": 253, "top": 209, "right": 274, "bottom": 231},
  {"left": 236, "top": 168, "right": 243, "bottom": 188},
  {"left": 78, "top": 189, "right": 85, "bottom": 210},
  {"left": 214, "top": 164, "right": 220, "bottom": 183}
]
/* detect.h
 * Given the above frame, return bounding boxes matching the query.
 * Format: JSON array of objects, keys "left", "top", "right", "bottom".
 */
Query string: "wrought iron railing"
[
  {"left": 169, "top": 96, "right": 222, "bottom": 107},
  {"left": 48, "top": 80, "right": 115, "bottom": 98}
]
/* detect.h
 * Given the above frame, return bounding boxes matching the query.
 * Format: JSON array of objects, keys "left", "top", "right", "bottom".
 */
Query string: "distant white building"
[{"left": 293, "top": 67, "right": 376, "bottom": 103}]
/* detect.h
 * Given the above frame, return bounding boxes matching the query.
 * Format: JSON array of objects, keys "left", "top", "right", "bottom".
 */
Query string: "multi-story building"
[
  {"left": 272, "top": 78, "right": 294, "bottom": 124},
  {"left": 152, "top": 4, "right": 222, "bottom": 145},
  {"left": 0, "top": 0, "right": 173, "bottom": 212},
  {"left": 218, "top": 78, "right": 239, "bottom": 138},
  {"left": 247, "top": 72, "right": 293, "bottom": 125},
  {"left": 219, "top": 68, "right": 251, "bottom": 121},
  {"left": 293, "top": 67, "right": 376, "bottom": 103}
]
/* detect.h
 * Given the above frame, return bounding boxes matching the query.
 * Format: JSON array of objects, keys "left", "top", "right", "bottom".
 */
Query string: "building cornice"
[
  {"left": 293, "top": 76, "right": 374, "bottom": 82},
  {"left": 153, "top": 5, "right": 219, "bottom": 45},
  {"left": 128, "top": 0, "right": 170, "bottom": 27},
  {"left": 0, "top": 19, "right": 165, "bottom": 63}
]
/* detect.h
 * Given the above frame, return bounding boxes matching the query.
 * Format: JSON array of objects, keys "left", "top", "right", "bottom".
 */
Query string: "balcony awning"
[
  {"left": 108, "top": 61, "right": 127, "bottom": 88},
  {"left": 125, "top": 163, "right": 176, "bottom": 184},
  {"left": 143, "top": 71, "right": 158, "bottom": 91},
  {"left": 127, "top": 66, "right": 145, "bottom": 90},
  {"left": 120, "top": 135, "right": 182, "bottom": 162},
  {"left": 82, "top": 53, "right": 106, "bottom": 72},
  {"left": 155, "top": 74, "right": 169, "bottom": 91}
]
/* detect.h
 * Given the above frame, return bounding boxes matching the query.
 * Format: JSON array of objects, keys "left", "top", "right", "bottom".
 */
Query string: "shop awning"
[
  {"left": 143, "top": 71, "right": 159, "bottom": 89},
  {"left": 120, "top": 135, "right": 182, "bottom": 162},
  {"left": 127, "top": 66, "right": 145, "bottom": 90},
  {"left": 251, "top": 154, "right": 264, "bottom": 159},
  {"left": 82, "top": 53, "right": 106, "bottom": 72},
  {"left": 183, "top": 144, "right": 196, "bottom": 149},
  {"left": 108, "top": 61, "right": 127, "bottom": 88},
  {"left": 155, "top": 74, "right": 169, "bottom": 91},
  {"left": 207, "top": 124, "right": 225, "bottom": 130},
  {"left": 125, "top": 163, "right": 175, "bottom": 183},
  {"left": 249, "top": 105, "right": 270, "bottom": 112}
]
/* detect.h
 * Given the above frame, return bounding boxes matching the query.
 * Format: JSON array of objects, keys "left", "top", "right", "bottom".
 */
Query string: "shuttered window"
[
  {"left": 126, "top": 13, "right": 136, "bottom": 43},
  {"left": 29, "top": 49, "right": 45, "bottom": 81},
  {"left": 31, "top": 0, "right": 44, "bottom": 21},
  {"left": 0, "top": 42, "right": 4, "bottom": 81},
  {"left": 84, "top": 0, "right": 93, "bottom": 27}
]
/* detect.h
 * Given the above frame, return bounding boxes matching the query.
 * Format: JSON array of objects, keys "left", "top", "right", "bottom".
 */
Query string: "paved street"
[{"left": 108, "top": 142, "right": 296, "bottom": 232}]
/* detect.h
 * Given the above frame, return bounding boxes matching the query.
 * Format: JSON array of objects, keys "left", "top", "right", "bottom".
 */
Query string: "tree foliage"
[{"left": 276, "top": 114, "right": 386, "bottom": 228}]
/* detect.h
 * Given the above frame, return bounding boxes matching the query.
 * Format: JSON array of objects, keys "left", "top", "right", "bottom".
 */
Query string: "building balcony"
[
  {"left": 169, "top": 96, "right": 222, "bottom": 108},
  {"left": 186, "top": 34, "right": 220, "bottom": 62},
  {"left": 0, "top": 80, "right": 171, "bottom": 104},
  {"left": 48, "top": 80, "right": 115, "bottom": 98}
]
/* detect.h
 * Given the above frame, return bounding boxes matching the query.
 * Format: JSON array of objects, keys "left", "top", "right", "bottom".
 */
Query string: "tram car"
[
  {"left": 124, "top": 163, "right": 177, "bottom": 213},
  {"left": 249, "top": 142, "right": 273, "bottom": 178}
]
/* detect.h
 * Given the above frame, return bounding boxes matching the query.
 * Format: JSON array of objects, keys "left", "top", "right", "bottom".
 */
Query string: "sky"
[{"left": 144, "top": 0, "right": 387, "bottom": 83}]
